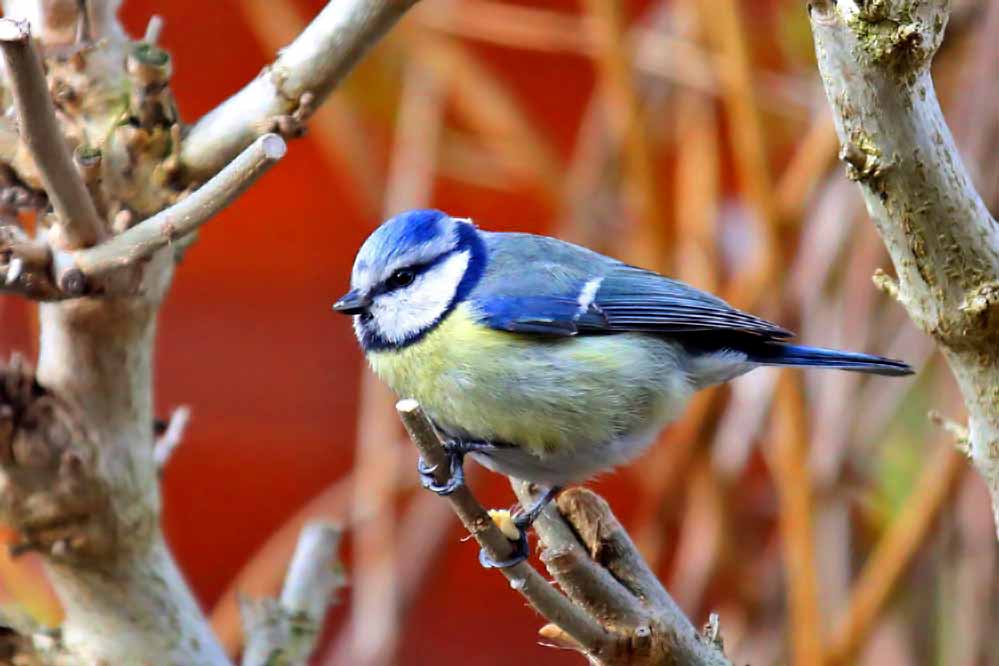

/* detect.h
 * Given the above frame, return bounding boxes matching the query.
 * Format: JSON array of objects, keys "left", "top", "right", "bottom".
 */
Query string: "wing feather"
[
  {"left": 471, "top": 233, "right": 791, "bottom": 339},
  {"left": 474, "top": 264, "right": 790, "bottom": 339}
]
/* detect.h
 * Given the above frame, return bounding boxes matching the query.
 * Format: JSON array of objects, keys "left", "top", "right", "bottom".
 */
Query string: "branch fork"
[{"left": 398, "top": 399, "right": 731, "bottom": 665}]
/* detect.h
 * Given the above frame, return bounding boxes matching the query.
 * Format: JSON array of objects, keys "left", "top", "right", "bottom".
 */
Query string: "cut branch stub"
[{"left": 0, "top": 355, "right": 114, "bottom": 564}]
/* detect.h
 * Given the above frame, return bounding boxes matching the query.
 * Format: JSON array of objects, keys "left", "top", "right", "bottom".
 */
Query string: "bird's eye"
[{"left": 387, "top": 269, "right": 416, "bottom": 289}]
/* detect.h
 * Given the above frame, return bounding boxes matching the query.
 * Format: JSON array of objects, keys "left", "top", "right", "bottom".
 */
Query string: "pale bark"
[
  {"left": 241, "top": 523, "right": 345, "bottom": 666},
  {"left": 807, "top": 0, "right": 999, "bottom": 534}
]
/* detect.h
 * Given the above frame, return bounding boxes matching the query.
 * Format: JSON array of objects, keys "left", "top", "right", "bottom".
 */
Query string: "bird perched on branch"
[{"left": 334, "top": 209, "right": 913, "bottom": 567}]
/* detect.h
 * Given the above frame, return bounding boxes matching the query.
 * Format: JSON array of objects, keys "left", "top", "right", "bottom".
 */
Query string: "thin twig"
[
  {"left": 0, "top": 18, "right": 104, "bottom": 249},
  {"left": 74, "top": 134, "right": 287, "bottom": 287},
  {"left": 672, "top": 83, "right": 720, "bottom": 291},
  {"left": 241, "top": 522, "right": 345, "bottom": 666},
  {"left": 181, "top": 0, "right": 419, "bottom": 180},
  {"left": 345, "top": 54, "right": 443, "bottom": 664},
  {"left": 399, "top": 400, "right": 732, "bottom": 665},
  {"left": 395, "top": 399, "right": 613, "bottom": 659}
]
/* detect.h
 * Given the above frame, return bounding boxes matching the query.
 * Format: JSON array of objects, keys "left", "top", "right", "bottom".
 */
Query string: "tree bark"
[{"left": 807, "top": 0, "right": 999, "bottom": 534}]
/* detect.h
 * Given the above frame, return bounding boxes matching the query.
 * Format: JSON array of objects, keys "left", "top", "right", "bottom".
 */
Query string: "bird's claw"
[
  {"left": 417, "top": 442, "right": 466, "bottom": 496},
  {"left": 477, "top": 486, "right": 562, "bottom": 569},
  {"left": 478, "top": 530, "right": 529, "bottom": 569}
]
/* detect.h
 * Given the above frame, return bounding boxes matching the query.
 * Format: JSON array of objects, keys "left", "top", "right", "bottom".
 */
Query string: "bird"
[{"left": 333, "top": 209, "right": 913, "bottom": 567}]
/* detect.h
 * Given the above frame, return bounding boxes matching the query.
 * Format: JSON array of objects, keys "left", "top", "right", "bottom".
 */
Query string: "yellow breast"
[{"left": 366, "top": 302, "right": 689, "bottom": 458}]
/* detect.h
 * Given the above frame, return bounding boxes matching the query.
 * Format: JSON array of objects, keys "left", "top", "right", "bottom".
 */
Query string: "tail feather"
[{"left": 744, "top": 343, "right": 914, "bottom": 377}]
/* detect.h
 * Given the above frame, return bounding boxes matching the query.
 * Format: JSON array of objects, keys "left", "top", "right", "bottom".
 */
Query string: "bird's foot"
[
  {"left": 479, "top": 529, "right": 530, "bottom": 569},
  {"left": 417, "top": 439, "right": 494, "bottom": 496},
  {"left": 478, "top": 485, "right": 562, "bottom": 569}
]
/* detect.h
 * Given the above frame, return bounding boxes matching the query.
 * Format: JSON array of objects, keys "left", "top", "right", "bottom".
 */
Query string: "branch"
[
  {"left": 807, "top": 0, "right": 999, "bottom": 534},
  {"left": 513, "top": 482, "right": 732, "bottom": 665},
  {"left": 395, "top": 400, "right": 616, "bottom": 660},
  {"left": 397, "top": 400, "right": 730, "bottom": 665},
  {"left": 180, "top": 0, "right": 419, "bottom": 180},
  {"left": 0, "top": 19, "right": 104, "bottom": 249},
  {"left": 241, "top": 522, "right": 345, "bottom": 666},
  {"left": 72, "top": 134, "right": 286, "bottom": 291}
]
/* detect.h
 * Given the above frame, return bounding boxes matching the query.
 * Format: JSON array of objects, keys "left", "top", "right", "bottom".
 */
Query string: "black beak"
[{"left": 332, "top": 289, "right": 371, "bottom": 315}]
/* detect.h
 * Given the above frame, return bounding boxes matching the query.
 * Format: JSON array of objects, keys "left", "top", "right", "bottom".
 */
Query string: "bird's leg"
[
  {"left": 479, "top": 485, "right": 562, "bottom": 569},
  {"left": 417, "top": 438, "right": 495, "bottom": 496},
  {"left": 514, "top": 485, "right": 562, "bottom": 530}
]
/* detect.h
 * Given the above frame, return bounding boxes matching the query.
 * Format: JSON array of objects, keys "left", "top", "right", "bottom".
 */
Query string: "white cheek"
[{"left": 370, "top": 251, "right": 470, "bottom": 344}]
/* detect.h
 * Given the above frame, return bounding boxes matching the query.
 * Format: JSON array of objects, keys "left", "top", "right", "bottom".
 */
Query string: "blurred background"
[{"left": 1, "top": 0, "right": 997, "bottom": 664}]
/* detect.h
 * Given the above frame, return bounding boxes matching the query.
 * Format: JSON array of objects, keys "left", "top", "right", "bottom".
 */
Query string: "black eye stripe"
[{"left": 377, "top": 251, "right": 456, "bottom": 293}]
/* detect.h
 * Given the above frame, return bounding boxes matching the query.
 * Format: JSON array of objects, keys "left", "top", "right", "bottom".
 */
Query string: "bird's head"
[{"left": 334, "top": 209, "right": 486, "bottom": 351}]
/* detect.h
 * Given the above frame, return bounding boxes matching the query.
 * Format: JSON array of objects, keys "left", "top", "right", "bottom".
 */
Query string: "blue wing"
[{"left": 471, "top": 234, "right": 791, "bottom": 339}]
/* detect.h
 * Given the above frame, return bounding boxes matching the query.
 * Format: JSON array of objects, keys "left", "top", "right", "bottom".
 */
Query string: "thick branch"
[
  {"left": 0, "top": 19, "right": 104, "bottom": 249},
  {"left": 808, "top": 0, "right": 999, "bottom": 533},
  {"left": 180, "top": 0, "right": 418, "bottom": 180},
  {"left": 395, "top": 400, "right": 615, "bottom": 659},
  {"left": 73, "top": 134, "right": 286, "bottom": 291},
  {"left": 241, "top": 522, "right": 345, "bottom": 666}
]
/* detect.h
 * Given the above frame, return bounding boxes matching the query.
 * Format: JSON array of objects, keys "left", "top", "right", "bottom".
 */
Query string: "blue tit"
[{"left": 333, "top": 209, "right": 912, "bottom": 565}]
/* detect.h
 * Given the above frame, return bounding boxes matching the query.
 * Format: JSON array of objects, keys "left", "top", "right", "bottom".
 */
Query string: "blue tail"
[{"left": 744, "top": 343, "right": 914, "bottom": 376}]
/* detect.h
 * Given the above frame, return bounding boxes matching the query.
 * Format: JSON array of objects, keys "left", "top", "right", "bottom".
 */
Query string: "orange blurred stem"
[
  {"left": 768, "top": 371, "right": 824, "bottom": 666},
  {"left": 824, "top": 441, "right": 966, "bottom": 665}
]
